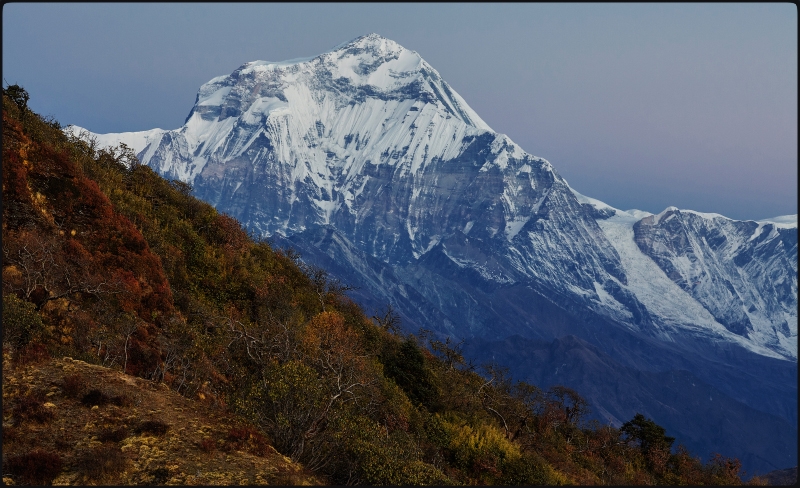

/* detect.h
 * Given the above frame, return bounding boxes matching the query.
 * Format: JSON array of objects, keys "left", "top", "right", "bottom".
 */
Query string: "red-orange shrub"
[{"left": 4, "top": 449, "right": 63, "bottom": 485}]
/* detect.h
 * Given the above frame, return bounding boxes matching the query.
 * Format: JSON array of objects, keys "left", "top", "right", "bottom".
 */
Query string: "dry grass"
[{"left": 1, "top": 354, "right": 323, "bottom": 485}]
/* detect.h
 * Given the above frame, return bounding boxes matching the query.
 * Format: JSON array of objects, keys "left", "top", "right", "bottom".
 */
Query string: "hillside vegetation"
[{"left": 2, "top": 86, "right": 762, "bottom": 485}]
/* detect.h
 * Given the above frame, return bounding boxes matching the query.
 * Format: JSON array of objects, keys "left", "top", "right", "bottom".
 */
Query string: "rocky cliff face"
[
  {"left": 634, "top": 208, "right": 797, "bottom": 349},
  {"left": 68, "top": 33, "right": 797, "bottom": 474}
]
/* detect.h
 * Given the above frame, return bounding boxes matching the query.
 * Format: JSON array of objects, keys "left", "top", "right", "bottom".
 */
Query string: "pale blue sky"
[{"left": 3, "top": 3, "right": 796, "bottom": 220}]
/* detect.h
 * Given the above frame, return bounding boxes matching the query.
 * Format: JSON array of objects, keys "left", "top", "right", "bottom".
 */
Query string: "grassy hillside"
[{"left": 2, "top": 86, "right": 763, "bottom": 485}]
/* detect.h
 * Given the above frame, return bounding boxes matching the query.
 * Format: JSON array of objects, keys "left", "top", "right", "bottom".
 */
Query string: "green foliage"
[
  {"left": 330, "top": 414, "right": 450, "bottom": 485},
  {"left": 432, "top": 412, "right": 522, "bottom": 482},
  {"left": 3, "top": 83, "right": 29, "bottom": 110},
  {"left": 259, "top": 360, "right": 327, "bottom": 457},
  {"left": 621, "top": 413, "right": 676, "bottom": 453},
  {"left": 500, "top": 452, "right": 570, "bottom": 485},
  {"left": 381, "top": 337, "right": 442, "bottom": 412},
  {"left": 2, "top": 293, "right": 46, "bottom": 348}
]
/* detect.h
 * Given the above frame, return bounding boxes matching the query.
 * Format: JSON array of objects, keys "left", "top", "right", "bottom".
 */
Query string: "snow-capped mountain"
[
  {"left": 68, "top": 34, "right": 797, "bottom": 473},
  {"left": 69, "top": 33, "right": 796, "bottom": 361}
]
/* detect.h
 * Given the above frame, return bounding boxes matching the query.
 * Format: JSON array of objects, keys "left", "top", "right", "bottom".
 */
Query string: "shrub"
[
  {"left": 13, "top": 391, "right": 54, "bottom": 424},
  {"left": 500, "top": 452, "right": 569, "bottom": 485},
  {"left": 110, "top": 393, "right": 132, "bottom": 407},
  {"left": 2, "top": 294, "right": 44, "bottom": 348},
  {"left": 81, "top": 388, "right": 130, "bottom": 407},
  {"left": 434, "top": 413, "right": 521, "bottom": 471},
  {"left": 16, "top": 341, "right": 51, "bottom": 365},
  {"left": 62, "top": 373, "right": 86, "bottom": 398},
  {"left": 330, "top": 413, "right": 450, "bottom": 485},
  {"left": 81, "top": 389, "right": 109, "bottom": 406},
  {"left": 381, "top": 339, "right": 442, "bottom": 412},
  {"left": 704, "top": 453, "right": 744, "bottom": 485},
  {"left": 98, "top": 426, "right": 130, "bottom": 443},
  {"left": 4, "top": 449, "right": 63, "bottom": 485},
  {"left": 150, "top": 466, "right": 171, "bottom": 484},
  {"left": 133, "top": 419, "right": 170, "bottom": 436},
  {"left": 225, "top": 425, "right": 271, "bottom": 456},
  {"left": 199, "top": 437, "right": 216, "bottom": 452},
  {"left": 75, "top": 445, "right": 127, "bottom": 481}
]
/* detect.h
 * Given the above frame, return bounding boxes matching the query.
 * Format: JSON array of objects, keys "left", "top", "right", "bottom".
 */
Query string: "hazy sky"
[{"left": 3, "top": 3, "right": 796, "bottom": 220}]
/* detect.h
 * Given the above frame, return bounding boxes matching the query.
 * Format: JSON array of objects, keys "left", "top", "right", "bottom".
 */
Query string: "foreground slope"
[{"left": 2, "top": 354, "right": 319, "bottom": 485}]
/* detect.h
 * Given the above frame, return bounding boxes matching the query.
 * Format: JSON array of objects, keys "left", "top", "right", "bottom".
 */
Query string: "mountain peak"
[
  {"left": 175, "top": 32, "right": 490, "bottom": 138},
  {"left": 233, "top": 34, "right": 413, "bottom": 76},
  {"left": 332, "top": 33, "right": 408, "bottom": 55}
]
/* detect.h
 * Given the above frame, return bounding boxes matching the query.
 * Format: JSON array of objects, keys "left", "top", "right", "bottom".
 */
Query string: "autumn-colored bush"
[
  {"left": 98, "top": 425, "right": 130, "bottom": 443},
  {"left": 705, "top": 453, "right": 745, "bottom": 485},
  {"left": 4, "top": 449, "right": 63, "bottom": 485},
  {"left": 199, "top": 437, "right": 216, "bottom": 453},
  {"left": 12, "top": 391, "right": 54, "bottom": 424},
  {"left": 16, "top": 342, "right": 51, "bottom": 365},
  {"left": 225, "top": 426, "right": 271, "bottom": 456},
  {"left": 133, "top": 419, "right": 170, "bottom": 436},
  {"left": 74, "top": 445, "right": 128, "bottom": 481},
  {"left": 62, "top": 373, "right": 86, "bottom": 398},
  {"left": 3, "top": 90, "right": 174, "bottom": 382}
]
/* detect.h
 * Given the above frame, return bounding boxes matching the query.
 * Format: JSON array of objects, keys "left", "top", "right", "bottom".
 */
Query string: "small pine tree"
[
  {"left": 620, "top": 413, "right": 675, "bottom": 452},
  {"left": 3, "top": 83, "right": 29, "bottom": 110}
]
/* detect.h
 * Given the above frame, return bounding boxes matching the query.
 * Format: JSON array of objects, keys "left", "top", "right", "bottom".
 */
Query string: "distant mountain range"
[{"left": 68, "top": 33, "right": 797, "bottom": 474}]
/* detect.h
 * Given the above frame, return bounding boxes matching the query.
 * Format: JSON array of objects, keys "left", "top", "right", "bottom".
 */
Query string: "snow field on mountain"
[
  {"left": 65, "top": 125, "right": 164, "bottom": 157},
  {"left": 596, "top": 208, "right": 787, "bottom": 359}
]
